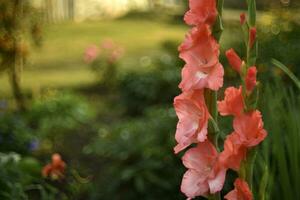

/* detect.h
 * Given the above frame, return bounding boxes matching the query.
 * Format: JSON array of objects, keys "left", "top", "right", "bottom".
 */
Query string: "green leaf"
[{"left": 271, "top": 59, "right": 300, "bottom": 90}]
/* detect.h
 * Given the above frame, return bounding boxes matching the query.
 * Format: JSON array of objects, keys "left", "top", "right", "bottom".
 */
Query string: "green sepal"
[
  {"left": 245, "top": 83, "right": 260, "bottom": 112},
  {"left": 248, "top": 0, "right": 256, "bottom": 27}
]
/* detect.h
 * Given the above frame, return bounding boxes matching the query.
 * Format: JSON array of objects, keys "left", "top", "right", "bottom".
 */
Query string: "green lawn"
[
  {"left": 1, "top": 9, "right": 282, "bottom": 97},
  {"left": 0, "top": 18, "right": 189, "bottom": 97}
]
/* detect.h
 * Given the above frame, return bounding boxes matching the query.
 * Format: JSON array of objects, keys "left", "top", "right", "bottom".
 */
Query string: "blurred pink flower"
[
  {"left": 181, "top": 141, "right": 227, "bottom": 198},
  {"left": 109, "top": 47, "right": 124, "bottom": 63},
  {"left": 173, "top": 90, "right": 209, "bottom": 153},
  {"left": 101, "top": 39, "right": 115, "bottom": 49},
  {"left": 84, "top": 45, "right": 100, "bottom": 63},
  {"left": 184, "top": 0, "right": 217, "bottom": 26},
  {"left": 225, "top": 178, "right": 253, "bottom": 200}
]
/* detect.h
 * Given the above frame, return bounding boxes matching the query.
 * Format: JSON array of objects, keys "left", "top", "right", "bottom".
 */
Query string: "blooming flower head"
[
  {"left": 219, "top": 133, "right": 247, "bottom": 171},
  {"left": 179, "top": 25, "right": 223, "bottom": 91},
  {"left": 181, "top": 141, "right": 227, "bottom": 199},
  {"left": 84, "top": 45, "right": 100, "bottom": 63},
  {"left": 233, "top": 110, "right": 267, "bottom": 147},
  {"left": 173, "top": 90, "right": 210, "bottom": 153},
  {"left": 218, "top": 86, "right": 244, "bottom": 117},
  {"left": 179, "top": 25, "right": 220, "bottom": 69},
  {"left": 184, "top": 0, "right": 217, "bottom": 26},
  {"left": 225, "top": 178, "right": 253, "bottom": 200},
  {"left": 225, "top": 48, "right": 243, "bottom": 73},
  {"left": 42, "top": 153, "right": 66, "bottom": 180},
  {"left": 245, "top": 66, "right": 257, "bottom": 92}
]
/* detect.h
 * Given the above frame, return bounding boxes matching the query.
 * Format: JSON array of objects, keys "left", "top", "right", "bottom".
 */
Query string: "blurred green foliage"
[
  {"left": 119, "top": 41, "right": 182, "bottom": 115},
  {"left": 257, "top": 79, "right": 300, "bottom": 200},
  {"left": 84, "top": 106, "right": 185, "bottom": 200}
]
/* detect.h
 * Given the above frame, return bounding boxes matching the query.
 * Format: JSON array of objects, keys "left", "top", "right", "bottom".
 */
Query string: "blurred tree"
[{"left": 0, "top": 0, "right": 42, "bottom": 111}]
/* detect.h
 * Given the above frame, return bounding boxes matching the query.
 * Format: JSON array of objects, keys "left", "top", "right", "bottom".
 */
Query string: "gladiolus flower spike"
[{"left": 174, "top": 0, "right": 267, "bottom": 199}]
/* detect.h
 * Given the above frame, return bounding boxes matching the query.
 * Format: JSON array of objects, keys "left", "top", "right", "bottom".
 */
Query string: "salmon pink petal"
[
  {"left": 179, "top": 63, "right": 223, "bottom": 91},
  {"left": 179, "top": 65, "right": 208, "bottom": 92},
  {"left": 225, "top": 178, "right": 253, "bottom": 200},
  {"left": 184, "top": 0, "right": 217, "bottom": 26},
  {"left": 219, "top": 133, "right": 247, "bottom": 171},
  {"left": 181, "top": 169, "right": 209, "bottom": 199},
  {"left": 208, "top": 168, "right": 227, "bottom": 194},
  {"left": 173, "top": 91, "right": 210, "bottom": 153},
  {"left": 182, "top": 140, "right": 218, "bottom": 172},
  {"left": 218, "top": 86, "right": 244, "bottom": 117},
  {"left": 233, "top": 111, "right": 267, "bottom": 147},
  {"left": 206, "top": 63, "right": 224, "bottom": 91},
  {"left": 179, "top": 25, "right": 220, "bottom": 69}
]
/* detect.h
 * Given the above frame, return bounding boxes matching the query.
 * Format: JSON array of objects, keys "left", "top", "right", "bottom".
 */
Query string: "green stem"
[
  {"left": 203, "top": 1, "right": 224, "bottom": 200},
  {"left": 208, "top": 193, "right": 221, "bottom": 200},
  {"left": 245, "top": 149, "right": 257, "bottom": 190}
]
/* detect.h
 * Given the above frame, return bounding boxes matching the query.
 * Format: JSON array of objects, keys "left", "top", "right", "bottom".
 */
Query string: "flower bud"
[
  {"left": 240, "top": 13, "right": 246, "bottom": 25},
  {"left": 246, "top": 66, "right": 257, "bottom": 92},
  {"left": 249, "top": 27, "right": 257, "bottom": 48},
  {"left": 225, "top": 48, "right": 242, "bottom": 73}
]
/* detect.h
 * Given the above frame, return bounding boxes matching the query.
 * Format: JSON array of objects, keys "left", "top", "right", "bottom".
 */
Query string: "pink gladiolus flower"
[
  {"left": 233, "top": 110, "right": 267, "bottom": 147},
  {"left": 249, "top": 27, "right": 257, "bottom": 48},
  {"left": 178, "top": 25, "right": 223, "bottom": 91},
  {"left": 225, "top": 48, "right": 243, "bottom": 73},
  {"left": 219, "top": 133, "right": 247, "bottom": 171},
  {"left": 179, "top": 62, "right": 224, "bottom": 91},
  {"left": 240, "top": 13, "right": 246, "bottom": 25},
  {"left": 224, "top": 178, "right": 253, "bottom": 200},
  {"left": 84, "top": 45, "right": 100, "bottom": 63},
  {"left": 218, "top": 86, "right": 244, "bottom": 117},
  {"left": 184, "top": 0, "right": 217, "bottom": 26},
  {"left": 173, "top": 90, "right": 210, "bottom": 153},
  {"left": 246, "top": 66, "right": 257, "bottom": 92},
  {"left": 181, "top": 141, "right": 227, "bottom": 199},
  {"left": 179, "top": 25, "right": 220, "bottom": 69}
]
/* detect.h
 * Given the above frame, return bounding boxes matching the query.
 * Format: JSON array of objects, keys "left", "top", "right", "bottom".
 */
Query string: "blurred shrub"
[
  {"left": 84, "top": 106, "right": 185, "bottom": 200},
  {"left": 0, "top": 152, "right": 58, "bottom": 200},
  {"left": 0, "top": 113, "right": 34, "bottom": 154},
  {"left": 0, "top": 92, "right": 93, "bottom": 154},
  {"left": 27, "top": 92, "right": 93, "bottom": 138},
  {"left": 119, "top": 41, "right": 182, "bottom": 115},
  {"left": 84, "top": 40, "right": 124, "bottom": 88}
]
